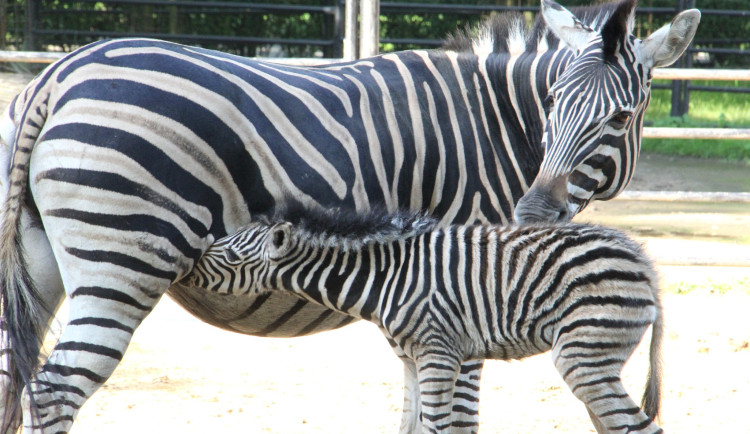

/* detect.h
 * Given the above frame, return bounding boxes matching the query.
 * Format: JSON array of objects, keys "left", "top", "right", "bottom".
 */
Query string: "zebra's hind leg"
[
  {"left": 0, "top": 216, "right": 64, "bottom": 434},
  {"left": 19, "top": 267, "right": 173, "bottom": 433},
  {"left": 551, "top": 329, "right": 662, "bottom": 433}
]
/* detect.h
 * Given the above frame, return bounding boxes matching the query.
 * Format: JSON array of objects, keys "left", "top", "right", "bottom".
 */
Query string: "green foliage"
[
  {"left": 10, "top": 0, "right": 338, "bottom": 57},
  {"left": 665, "top": 277, "right": 750, "bottom": 296},
  {"left": 643, "top": 80, "right": 750, "bottom": 161}
]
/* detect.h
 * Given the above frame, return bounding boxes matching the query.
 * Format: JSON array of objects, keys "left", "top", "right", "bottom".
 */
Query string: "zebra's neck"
[{"left": 482, "top": 48, "right": 574, "bottom": 164}]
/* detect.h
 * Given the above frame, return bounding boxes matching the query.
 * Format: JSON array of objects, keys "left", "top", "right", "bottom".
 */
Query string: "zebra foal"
[{"left": 185, "top": 207, "right": 664, "bottom": 433}]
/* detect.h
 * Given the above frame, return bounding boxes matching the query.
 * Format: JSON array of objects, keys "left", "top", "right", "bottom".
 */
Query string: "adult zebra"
[
  {"left": 186, "top": 205, "right": 664, "bottom": 434},
  {"left": 0, "top": 0, "right": 698, "bottom": 432}
]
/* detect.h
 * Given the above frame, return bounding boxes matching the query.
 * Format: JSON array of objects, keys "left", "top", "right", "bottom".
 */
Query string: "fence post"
[
  {"left": 680, "top": 0, "right": 697, "bottom": 116},
  {"left": 168, "top": 0, "right": 179, "bottom": 35},
  {"left": 669, "top": 0, "right": 688, "bottom": 117},
  {"left": 331, "top": 0, "right": 344, "bottom": 58},
  {"left": 24, "top": 0, "right": 38, "bottom": 51},
  {"left": 343, "top": 0, "right": 358, "bottom": 60},
  {"left": 360, "top": 0, "right": 379, "bottom": 58}
]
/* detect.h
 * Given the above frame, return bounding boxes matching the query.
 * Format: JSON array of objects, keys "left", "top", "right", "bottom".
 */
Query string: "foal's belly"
[{"left": 167, "top": 284, "right": 357, "bottom": 337}]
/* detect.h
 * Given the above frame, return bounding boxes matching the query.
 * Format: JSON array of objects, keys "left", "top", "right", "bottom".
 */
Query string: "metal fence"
[{"left": 19, "top": 1, "right": 349, "bottom": 58}]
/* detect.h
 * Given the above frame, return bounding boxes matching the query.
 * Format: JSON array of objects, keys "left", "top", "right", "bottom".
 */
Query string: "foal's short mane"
[
  {"left": 262, "top": 201, "right": 438, "bottom": 249},
  {"left": 443, "top": 0, "right": 633, "bottom": 55}
]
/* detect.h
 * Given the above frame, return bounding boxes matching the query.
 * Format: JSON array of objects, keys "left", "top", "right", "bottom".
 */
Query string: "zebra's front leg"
[
  {"left": 396, "top": 354, "right": 480, "bottom": 433},
  {"left": 399, "top": 358, "right": 422, "bottom": 434},
  {"left": 415, "top": 353, "right": 461, "bottom": 434}
]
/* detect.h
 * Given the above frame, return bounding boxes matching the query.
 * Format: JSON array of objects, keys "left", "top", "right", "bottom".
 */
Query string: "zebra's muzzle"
[{"left": 514, "top": 175, "right": 571, "bottom": 224}]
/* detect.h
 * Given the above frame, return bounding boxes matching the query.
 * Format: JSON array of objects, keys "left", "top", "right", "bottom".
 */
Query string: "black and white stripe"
[
  {"left": 0, "top": 1, "right": 698, "bottom": 432},
  {"left": 187, "top": 206, "right": 664, "bottom": 434}
]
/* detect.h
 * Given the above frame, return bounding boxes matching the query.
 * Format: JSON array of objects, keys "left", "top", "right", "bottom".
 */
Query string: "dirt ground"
[
  {"left": 50, "top": 286, "right": 745, "bottom": 434},
  {"left": 2, "top": 72, "right": 750, "bottom": 433}
]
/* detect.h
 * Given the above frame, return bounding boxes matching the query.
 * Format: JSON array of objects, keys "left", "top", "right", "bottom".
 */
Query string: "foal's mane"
[
  {"left": 263, "top": 201, "right": 438, "bottom": 249},
  {"left": 442, "top": 0, "right": 633, "bottom": 55}
]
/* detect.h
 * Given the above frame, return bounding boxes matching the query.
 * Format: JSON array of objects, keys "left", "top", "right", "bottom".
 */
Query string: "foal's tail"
[{"left": 641, "top": 296, "right": 664, "bottom": 421}]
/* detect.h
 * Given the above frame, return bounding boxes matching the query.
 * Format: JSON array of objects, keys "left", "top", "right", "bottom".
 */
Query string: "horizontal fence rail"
[
  {"left": 643, "top": 127, "right": 750, "bottom": 140},
  {"left": 618, "top": 191, "right": 750, "bottom": 203},
  {"left": 652, "top": 68, "right": 750, "bottom": 81}
]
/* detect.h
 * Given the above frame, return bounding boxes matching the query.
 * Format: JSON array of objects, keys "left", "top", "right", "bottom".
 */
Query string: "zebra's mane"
[
  {"left": 442, "top": 0, "right": 632, "bottom": 56},
  {"left": 261, "top": 201, "right": 438, "bottom": 251}
]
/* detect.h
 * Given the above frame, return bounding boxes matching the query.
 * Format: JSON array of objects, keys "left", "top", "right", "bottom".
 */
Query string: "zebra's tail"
[
  {"left": 0, "top": 83, "right": 51, "bottom": 431},
  {"left": 641, "top": 295, "right": 664, "bottom": 421}
]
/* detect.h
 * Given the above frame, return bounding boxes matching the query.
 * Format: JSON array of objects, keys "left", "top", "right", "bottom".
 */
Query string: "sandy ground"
[
  {"left": 56, "top": 285, "right": 750, "bottom": 434},
  {"left": 1, "top": 71, "right": 749, "bottom": 432}
]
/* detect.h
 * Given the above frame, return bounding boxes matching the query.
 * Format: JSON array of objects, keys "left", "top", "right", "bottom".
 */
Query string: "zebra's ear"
[
  {"left": 638, "top": 9, "right": 700, "bottom": 68},
  {"left": 541, "top": 0, "right": 595, "bottom": 52},
  {"left": 267, "top": 222, "right": 293, "bottom": 260}
]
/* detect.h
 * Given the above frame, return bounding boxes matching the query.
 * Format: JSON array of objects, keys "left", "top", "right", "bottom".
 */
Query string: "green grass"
[
  {"left": 664, "top": 277, "right": 750, "bottom": 296},
  {"left": 643, "top": 79, "right": 750, "bottom": 160}
]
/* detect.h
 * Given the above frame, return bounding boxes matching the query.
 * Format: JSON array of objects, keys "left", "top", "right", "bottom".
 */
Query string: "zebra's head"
[
  {"left": 514, "top": 0, "right": 700, "bottom": 224},
  {"left": 187, "top": 222, "right": 295, "bottom": 295}
]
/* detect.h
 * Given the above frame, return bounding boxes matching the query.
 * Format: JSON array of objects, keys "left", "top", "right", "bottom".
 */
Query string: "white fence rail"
[{"left": 618, "top": 191, "right": 750, "bottom": 203}]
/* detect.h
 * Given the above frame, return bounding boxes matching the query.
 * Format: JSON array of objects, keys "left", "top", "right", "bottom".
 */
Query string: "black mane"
[
  {"left": 259, "top": 200, "right": 438, "bottom": 244},
  {"left": 442, "top": 0, "right": 635, "bottom": 55}
]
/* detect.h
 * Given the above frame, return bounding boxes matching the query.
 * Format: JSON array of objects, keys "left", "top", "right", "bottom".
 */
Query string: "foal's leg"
[
  {"left": 451, "top": 360, "right": 482, "bottom": 433},
  {"left": 399, "top": 358, "right": 422, "bottom": 434},
  {"left": 415, "top": 352, "right": 461, "bottom": 434},
  {"left": 393, "top": 347, "right": 479, "bottom": 433},
  {"left": 552, "top": 327, "right": 661, "bottom": 433}
]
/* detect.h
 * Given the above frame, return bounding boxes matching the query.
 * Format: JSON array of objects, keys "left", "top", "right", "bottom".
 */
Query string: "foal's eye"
[
  {"left": 609, "top": 111, "right": 633, "bottom": 128},
  {"left": 543, "top": 94, "right": 555, "bottom": 115},
  {"left": 224, "top": 248, "right": 241, "bottom": 264}
]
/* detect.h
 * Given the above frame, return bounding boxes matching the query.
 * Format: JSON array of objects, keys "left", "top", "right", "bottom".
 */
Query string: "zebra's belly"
[{"left": 167, "top": 283, "right": 357, "bottom": 337}]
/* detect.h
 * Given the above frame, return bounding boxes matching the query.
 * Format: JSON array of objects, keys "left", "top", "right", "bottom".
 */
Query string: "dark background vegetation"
[{"left": 4, "top": 0, "right": 749, "bottom": 67}]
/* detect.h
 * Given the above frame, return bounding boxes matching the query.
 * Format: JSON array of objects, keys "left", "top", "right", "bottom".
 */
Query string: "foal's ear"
[
  {"left": 267, "top": 223, "right": 293, "bottom": 259},
  {"left": 541, "top": 0, "right": 595, "bottom": 52},
  {"left": 639, "top": 8, "right": 700, "bottom": 68}
]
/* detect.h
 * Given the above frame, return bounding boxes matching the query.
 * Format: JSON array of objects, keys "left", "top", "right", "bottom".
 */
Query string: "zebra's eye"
[{"left": 609, "top": 111, "right": 632, "bottom": 129}]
